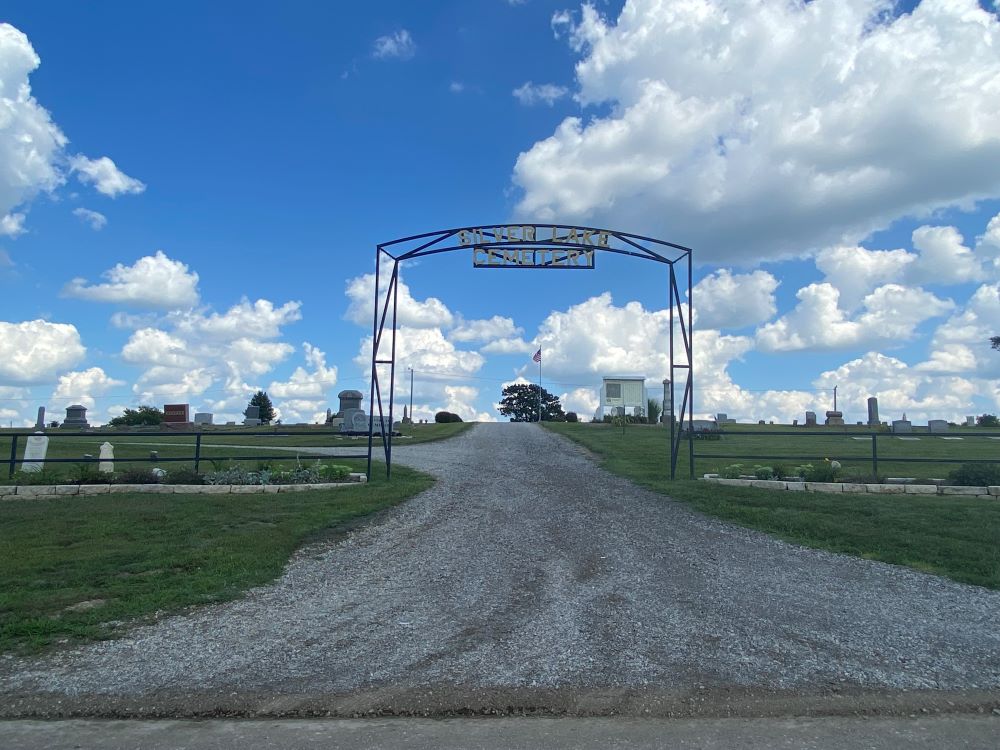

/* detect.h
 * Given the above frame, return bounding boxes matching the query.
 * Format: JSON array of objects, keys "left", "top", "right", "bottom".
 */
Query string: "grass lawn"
[
  {"left": 0, "top": 421, "right": 470, "bottom": 483},
  {"left": 0, "top": 462, "right": 433, "bottom": 654},
  {"left": 546, "top": 422, "right": 1000, "bottom": 589}
]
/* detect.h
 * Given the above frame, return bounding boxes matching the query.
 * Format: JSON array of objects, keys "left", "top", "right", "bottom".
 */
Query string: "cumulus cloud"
[
  {"left": 756, "top": 283, "right": 953, "bottom": 352},
  {"left": 51, "top": 367, "right": 125, "bottom": 410},
  {"left": 170, "top": 298, "right": 302, "bottom": 340},
  {"left": 72, "top": 207, "right": 107, "bottom": 230},
  {"left": 345, "top": 270, "right": 454, "bottom": 329},
  {"left": 64, "top": 251, "right": 200, "bottom": 308},
  {"left": 512, "top": 81, "right": 569, "bottom": 106},
  {"left": 0, "top": 25, "right": 67, "bottom": 232},
  {"left": 514, "top": 1, "right": 1000, "bottom": 263},
  {"left": 919, "top": 283, "right": 1000, "bottom": 378},
  {"left": 69, "top": 155, "right": 145, "bottom": 197},
  {"left": 450, "top": 315, "right": 523, "bottom": 343},
  {"left": 267, "top": 343, "right": 338, "bottom": 423},
  {"left": 691, "top": 270, "right": 778, "bottom": 330},
  {"left": 1, "top": 212, "right": 26, "bottom": 237},
  {"left": 373, "top": 30, "right": 416, "bottom": 60},
  {"left": 0, "top": 320, "right": 85, "bottom": 383}
]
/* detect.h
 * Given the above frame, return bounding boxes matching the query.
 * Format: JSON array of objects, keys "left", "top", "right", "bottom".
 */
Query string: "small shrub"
[
  {"left": 318, "top": 464, "right": 352, "bottom": 481},
  {"left": 565, "top": 412, "right": 578, "bottom": 423},
  {"left": 7, "top": 469, "right": 60, "bottom": 486},
  {"left": 434, "top": 411, "right": 463, "bottom": 423},
  {"left": 771, "top": 464, "right": 790, "bottom": 480},
  {"left": 753, "top": 466, "right": 775, "bottom": 480},
  {"left": 163, "top": 468, "right": 205, "bottom": 485},
  {"left": 719, "top": 464, "right": 743, "bottom": 479},
  {"left": 947, "top": 463, "right": 1000, "bottom": 487},
  {"left": 803, "top": 464, "right": 837, "bottom": 483},
  {"left": 114, "top": 468, "right": 161, "bottom": 485},
  {"left": 204, "top": 467, "right": 263, "bottom": 485},
  {"left": 72, "top": 464, "right": 107, "bottom": 485}
]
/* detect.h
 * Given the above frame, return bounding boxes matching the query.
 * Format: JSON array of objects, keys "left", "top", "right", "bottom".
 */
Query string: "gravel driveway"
[{"left": 2, "top": 422, "right": 999, "bottom": 718}]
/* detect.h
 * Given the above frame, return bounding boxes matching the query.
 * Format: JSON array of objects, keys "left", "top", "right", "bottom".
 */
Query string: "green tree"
[
  {"left": 498, "top": 384, "right": 564, "bottom": 422},
  {"left": 647, "top": 398, "right": 662, "bottom": 424},
  {"left": 246, "top": 390, "right": 276, "bottom": 424},
  {"left": 108, "top": 405, "right": 165, "bottom": 427},
  {"left": 991, "top": 336, "right": 1000, "bottom": 350},
  {"left": 976, "top": 414, "right": 999, "bottom": 428}
]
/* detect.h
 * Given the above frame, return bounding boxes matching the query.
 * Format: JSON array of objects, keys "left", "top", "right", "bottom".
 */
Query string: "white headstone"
[
  {"left": 99, "top": 442, "right": 115, "bottom": 474},
  {"left": 21, "top": 433, "right": 49, "bottom": 473}
]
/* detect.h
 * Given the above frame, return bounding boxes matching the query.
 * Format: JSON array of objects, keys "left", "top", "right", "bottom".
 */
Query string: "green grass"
[
  {"left": 0, "top": 462, "right": 433, "bottom": 654},
  {"left": 549, "top": 421, "right": 1000, "bottom": 481},
  {"left": 546, "top": 423, "right": 1000, "bottom": 589},
  {"left": 0, "top": 421, "right": 470, "bottom": 483}
]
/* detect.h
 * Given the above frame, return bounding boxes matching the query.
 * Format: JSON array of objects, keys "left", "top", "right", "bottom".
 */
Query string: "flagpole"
[{"left": 537, "top": 348, "right": 542, "bottom": 423}]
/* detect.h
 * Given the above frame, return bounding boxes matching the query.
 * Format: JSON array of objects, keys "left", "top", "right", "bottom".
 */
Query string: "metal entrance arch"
[{"left": 367, "top": 224, "right": 694, "bottom": 479}]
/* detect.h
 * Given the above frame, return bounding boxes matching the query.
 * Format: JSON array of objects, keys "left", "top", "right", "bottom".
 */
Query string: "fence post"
[
  {"left": 7, "top": 434, "right": 17, "bottom": 478},
  {"left": 871, "top": 433, "right": 878, "bottom": 479},
  {"left": 194, "top": 433, "right": 202, "bottom": 474}
]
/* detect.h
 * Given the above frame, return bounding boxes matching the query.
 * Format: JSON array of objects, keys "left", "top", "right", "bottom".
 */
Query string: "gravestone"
[
  {"left": 244, "top": 418, "right": 261, "bottom": 427},
  {"left": 758, "top": 420, "right": 766, "bottom": 425},
  {"left": 825, "top": 410, "right": 845, "bottom": 426},
  {"left": 892, "top": 419, "right": 912, "bottom": 433},
  {"left": 98, "top": 442, "right": 115, "bottom": 474},
  {"left": 338, "top": 390, "right": 364, "bottom": 414},
  {"left": 194, "top": 412, "right": 213, "bottom": 425},
  {"left": 163, "top": 403, "right": 191, "bottom": 424},
  {"left": 966, "top": 416, "right": 975, "bottom": 426},
  {"left": 792, "top": 419, "right": 798, "bottom": 426},
  {"left": 61, "top": 404, "right": 89, "bottom": 428},
  {"left": 34, "top": 406, "right": 45, "bottom": 430},
  {"left": 867, "top": 397, "right": 879, "bottom": 426},
  {"left": 325, "top": 408, "right": 333, "bottom": 424},
  {"left": 928, "top": 419, "right": 948, "bottom": 433},
  {"left": 243, "top": 405, "right": 260, "bottom": 426},
  {"left": 804, "top": 411, "right": 817, "bottom": 427},
  {"left": 21, "top": 432, "right": 49, "bottom": 472},
  {"left": 351, "top": 411, "right": 370, "bottom": 432}
]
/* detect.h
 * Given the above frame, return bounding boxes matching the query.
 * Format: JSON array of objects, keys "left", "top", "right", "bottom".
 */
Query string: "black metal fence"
[
  {"left": 693, "top": 430, "right": 1000, "bottom": 478},
  {"left": 4, "top": 429, "right": 368, "bottom": 479}
]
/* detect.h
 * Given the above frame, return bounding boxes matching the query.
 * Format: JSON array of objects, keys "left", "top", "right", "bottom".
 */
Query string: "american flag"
[{"left": 532, "top": 348, "right": 541, "bottom": 363}]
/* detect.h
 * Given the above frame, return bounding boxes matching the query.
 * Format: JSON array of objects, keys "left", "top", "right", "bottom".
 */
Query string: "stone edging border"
[
  {"left": 701, "top": 476, "right": 999, "bottom": 499},
  {"left": 0, "top": 473, "right": 368, "bottom": 500}
]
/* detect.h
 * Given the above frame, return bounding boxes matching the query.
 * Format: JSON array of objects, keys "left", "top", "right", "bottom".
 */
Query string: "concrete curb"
[
  {"left": 700, "top": 476, "right": 998, "bottom": 498},
  {"left": 0, "top": 474, "right": 367, "bottom": 501}
]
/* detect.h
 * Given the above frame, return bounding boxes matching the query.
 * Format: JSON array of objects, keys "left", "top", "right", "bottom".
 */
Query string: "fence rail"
[
  {"left": 691, "top": 429, "right": 1000, "bottom": 479},
  {"left": 3, "top": 429, "right": 369, "bottom": 479}
]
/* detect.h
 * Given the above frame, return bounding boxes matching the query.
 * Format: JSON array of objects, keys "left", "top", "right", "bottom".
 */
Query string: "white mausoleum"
[{"left": 597, "top": 375, "right": 648, "bottom": 420}]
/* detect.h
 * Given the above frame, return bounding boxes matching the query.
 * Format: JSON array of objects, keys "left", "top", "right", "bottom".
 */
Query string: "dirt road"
[{"left": 2, "top": 423, "right": 998, "bottom": 718}]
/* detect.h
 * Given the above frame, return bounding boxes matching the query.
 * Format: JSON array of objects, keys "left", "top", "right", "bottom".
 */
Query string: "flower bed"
[
  {"left": 701, "top": 475, "right": 999, "bottom": 498},
  {"left": 0, "top": 473, "right": 367, "bottom": 500}
]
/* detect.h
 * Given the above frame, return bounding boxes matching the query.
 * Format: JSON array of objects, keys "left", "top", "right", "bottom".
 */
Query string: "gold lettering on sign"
[
  {"left": 582, "top": 230, "right": 594, "bottom": 245},
  {"left": 459, "top": 230, "right": 471, "bottom": 246},
  {"left": 508, "top": 226, "right": 519, "bottom": 242},
  {"left": 598, "top": 231, "right": 610, "bottom": 247},
  {"left": 473, "top": 248, "right": 486, "bottom": 264},
  {"left": 524, "top": 225, "right": 536, "bottom": 241},
  {"left": 566, "top": 228, "right": 578, "bottom": 244}
]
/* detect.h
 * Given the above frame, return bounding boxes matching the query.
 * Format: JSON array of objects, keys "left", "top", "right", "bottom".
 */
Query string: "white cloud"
[
  {"left": 515, "top": 1, "right": 1000, "bottom": 263},
  {"left": 450, "top": 315, "right": 523, "bottom": 343},
  {"left": 132, "top": 366, "right": 214, "bottom": 403},
  {"left": 815, "top": 245, "right": 914, "bottom": 310},
  {"left": 449, "top": 81, "right": 465, "bottom": 93},
  {"left": 0, "top": 25, "right": 67, "bottom": 236},
  {"left": 756, "top": 282, "right": 953, "bottom": 352},
  {"left": 1, "top": 212, "right": 26, "bottom": 237},
  {"left": 171, "top": 298, "right": 302, "bottom": 340},
  {"left": 72, "top": 207, "right": 107, "bottom": 230},
  {"left": 69, "top": 155, "right": 145, "bottom": 197},
  {"left": 0, "top": 319, "right": 85, "bottom": 383},
  {"left": 909, "top": 226, "right": 984, "bottom": 285},
  {"left": 691, "top": 270, "right": 778, "bottom": 330},
  {"left": 121, "top": 328, "right": 198, "bottom": 368},
  {"left": 512, "top": 81, "right": 569, "bottom": 106},
  {"left": 919, "top": 282, "right": 1000, "bottom": 377},
  {"left": 268, "top": 343, "right": 338, "bottom": 399},
  {"left": 373, "top": 30, "right": 416, "bottom": 60},
  {"left": 64, "top": 251, "right": 200, "bottom": 308},
  {"left": 481, "top": 337, "right": 535, "bottom": 355},
  {"left": 51, "top": 367, "right": 125, "bottom": 410},
  {"left": 345, "top": 270, "right": 454, "bottom": 329}
]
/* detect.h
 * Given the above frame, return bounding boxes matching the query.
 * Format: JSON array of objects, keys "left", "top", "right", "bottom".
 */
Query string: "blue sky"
[{"left": 1, "top": 0, "right": 999, "bottom": 427}]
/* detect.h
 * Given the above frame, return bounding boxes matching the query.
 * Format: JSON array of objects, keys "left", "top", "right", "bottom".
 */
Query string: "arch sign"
[{"left": 366, "top": 224, "right": 694, "bottom": 479}]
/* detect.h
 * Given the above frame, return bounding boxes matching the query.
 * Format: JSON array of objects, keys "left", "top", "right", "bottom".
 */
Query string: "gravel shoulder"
[{"left": 2, "top": 422, "right": 999, "bottom": 718}]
